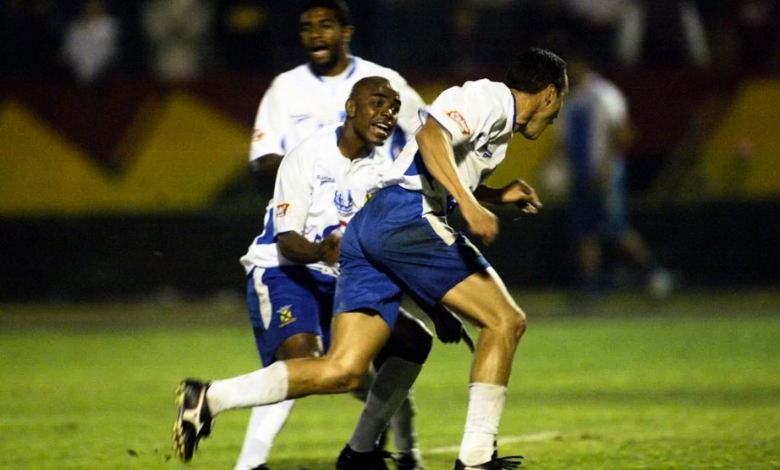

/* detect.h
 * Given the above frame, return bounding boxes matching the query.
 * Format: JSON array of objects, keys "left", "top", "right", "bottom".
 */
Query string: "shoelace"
[{"left": 493, "top": 455, "right": 524, "bottom": 470}]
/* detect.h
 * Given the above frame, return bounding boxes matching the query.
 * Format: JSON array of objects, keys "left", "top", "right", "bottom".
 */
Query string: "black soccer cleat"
[
  {"left": 172, "top": 379, "right": 215, "bottom": 462},
  {"left": 249, "top": 465, "right": 271, "bottom": 470},
  {"left": 395, "top": 451, "right": 424, "bottom": 470},
  {"left": 453, "top": 454, "right": 524, "bottom": 470},
  {"left": 336, "top": 444, "right": 393, "bottom": 470}
]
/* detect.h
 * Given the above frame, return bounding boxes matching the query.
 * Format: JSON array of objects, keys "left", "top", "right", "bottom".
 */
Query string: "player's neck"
[
  {"left": 312, "top": 54, "right": 352, "bottom": 78},
  {"left": 338, "top": 126, "right": 371, "bottom": 160}
]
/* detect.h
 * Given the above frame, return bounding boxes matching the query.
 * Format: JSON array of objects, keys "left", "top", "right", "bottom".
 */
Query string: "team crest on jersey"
[
  {"left": 446, "top": 111, "right": 471, "bottom": 136},
  {"left": 252, "top": 128, "right": 265, "bottom": 142},
  {"left": 334, "top": 189, "right": 355, "bottom": 217},
  {"left": 277, "top": 305, "right": 296, "bottom": 327},
  {"left": 276, "top": 203, "right": 290, "bottom": 217}
]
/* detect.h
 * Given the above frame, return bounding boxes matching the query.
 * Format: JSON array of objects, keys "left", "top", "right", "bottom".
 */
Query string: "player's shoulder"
[
  {"left": 440, "top": 79, "right": 509, "bottom": 107},
  {"left": 287, "top": 124, "right": 340, "bottom": 158},
  {"left": 270, "top": 63, "right": 319, "bottom": 88}
]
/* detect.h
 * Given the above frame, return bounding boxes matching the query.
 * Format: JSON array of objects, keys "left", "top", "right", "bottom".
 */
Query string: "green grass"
[{"left": 1, "top": 290, "right": 779, "bottom": 470}]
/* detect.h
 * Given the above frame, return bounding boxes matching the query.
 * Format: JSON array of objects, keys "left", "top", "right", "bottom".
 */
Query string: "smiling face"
[
  {"left": 299, "top": 7, "right": 353, "bottom": 75},
  {"left": 514, "top": 73, "right": 569, "bottom": 140},
  {"left": 345, "top": 77, "right": 401, "bottom": 147}
]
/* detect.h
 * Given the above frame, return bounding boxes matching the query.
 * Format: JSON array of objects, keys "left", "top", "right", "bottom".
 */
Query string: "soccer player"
[
  {"left": 236, "top": 0, "right": 428, "bottom": 468},
  {"left": 174, "top": 49, "right": 567, "bottom": 470},
  {"left": 552, "top": 51, "right": 670, "bottom": 300}
]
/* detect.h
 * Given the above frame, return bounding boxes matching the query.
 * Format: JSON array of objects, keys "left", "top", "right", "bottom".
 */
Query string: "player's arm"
[
  {"left": 250, "top": 154, "right": 284, "bottom": 177},
  {"left": 277, "top": 231, "right": 340, "bottom": 265},
  {"left": 416, "top": 118, "right": 499, "bottom": 244},
  {"left": 250, "top": 78, "right": 291, "bottom": 180}
]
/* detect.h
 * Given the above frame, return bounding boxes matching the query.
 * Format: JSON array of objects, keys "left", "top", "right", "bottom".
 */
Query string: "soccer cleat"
[
  {"left": 453, "top": 454, "right": 524, "bottom": 470},
  {"left": 172, "top": 379, "right": 215, "bottom": 462},
  {"left": 336, "top": 444, "right": 393, "bottom": 470},
  {"left": 395, "top": 451, "right": 424, "bottom": 470},
  {"left": 249, "top": 465, "right": 271, "bottom": 470}
]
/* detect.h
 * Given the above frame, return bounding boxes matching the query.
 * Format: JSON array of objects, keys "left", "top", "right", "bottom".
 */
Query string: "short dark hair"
[
  {"left": 298, "top": 0, "right": 352, "bottom": 27},
  {"left": 505, "top": 48, "right": 567, "bottom": 95}
]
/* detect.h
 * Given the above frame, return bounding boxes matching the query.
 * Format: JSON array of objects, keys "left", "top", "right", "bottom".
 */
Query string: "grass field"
[{"left": 1, "top": 290, "right": 779, "bottom": 470}]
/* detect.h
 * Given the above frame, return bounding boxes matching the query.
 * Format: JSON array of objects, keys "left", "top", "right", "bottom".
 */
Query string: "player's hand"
[
  {"left": 428, "top": 305, "right": 466, "bottom": 344},
  {"left": 502, "top": 179, "right": 542, "bottom": 214},
  {"left": 462, "top": 204, "right": 499, "bottom": 245},
  {"left": 317, "top": 232, "right": 342, "bottom": 265}
]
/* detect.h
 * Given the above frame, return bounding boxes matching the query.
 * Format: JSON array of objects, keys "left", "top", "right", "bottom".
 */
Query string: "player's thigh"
[
  {"left": 440, "top": 267, "right": 525, "bottom": 332},
  {"left": 247, "top": 266, "right": 332, "bottom": 366},
  {"left": 326, "top": 311, "right": 393, "bottom": 377},
  {"left": 335, "top": 224, "right": 404, "bottom": 327}
]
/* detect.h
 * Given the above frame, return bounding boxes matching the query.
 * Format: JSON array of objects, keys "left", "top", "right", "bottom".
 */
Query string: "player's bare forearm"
[
  {"left": 416, "top": 120, "right": 480, "bottom": 214},
  {"left": 473, "top": 184, "right": 504, "bottom": 205},
  {"left": 277, "top": 231, "right": 340, "bottom": 265}
]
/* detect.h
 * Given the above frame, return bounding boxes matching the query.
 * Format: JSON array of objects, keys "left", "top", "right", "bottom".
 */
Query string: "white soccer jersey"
[
  {"left": 240, "top": 125, "right": 387, "bottom": 274},
  {"left": 376, "top": 79, "right": 516, "bottom": 215},
  {"left": 250, "top": 56, "right": 425, "bottom": 163}
]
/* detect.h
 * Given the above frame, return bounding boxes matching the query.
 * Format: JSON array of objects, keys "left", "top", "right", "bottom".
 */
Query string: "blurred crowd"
[{"left": 1, "top": 0, "right": 779, "bottom": 85}]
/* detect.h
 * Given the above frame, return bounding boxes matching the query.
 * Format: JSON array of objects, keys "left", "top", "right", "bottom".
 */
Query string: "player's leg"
[
  {"left": 439, "top": 269, "right": 526, "bottom": 469},
  {"left": 351, "top": 191, "right": 524, "bottom": 468},
  {"left": 340, "top": 309, "right": 432, "bottom": 470},
  {"left": 234, "top": 267, "right": 329, "bottom": 470}
]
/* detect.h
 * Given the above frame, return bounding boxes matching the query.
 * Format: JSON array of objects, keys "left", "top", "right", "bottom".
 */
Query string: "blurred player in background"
[
  {"left": 550, "top": 50, "right": 672, "bottom": 301},
  {"left": 175, "top": 77, "right": 466, "bottom": 470},
  {"left": 238, "top": 1, "right": 429, "bottom": 469},
  {"left": 173, "top": 48, "right": 568, "bottom": 470}
]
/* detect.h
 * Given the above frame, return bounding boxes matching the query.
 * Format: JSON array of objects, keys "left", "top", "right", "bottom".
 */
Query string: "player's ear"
[
  {"left": 341, "top": 25, "right": 354, "bottom": 44},
  {"left": 544, "top": 84, "right": 556, "bottom": 106},
  {"left": 345, "top": 98, "right": 356, "bottom": 118}
]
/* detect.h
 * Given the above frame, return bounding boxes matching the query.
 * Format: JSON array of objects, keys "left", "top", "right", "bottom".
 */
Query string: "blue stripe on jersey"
[
  {"left": 404, "top": 150, "right": 433, "bottom": 185},
  {"left": 256, "top": 208, "right": 276, "bottom": 245},
  {"left": 565, "top": 103, "right": 593, "bottom": 191},
  {"left": 389, "top": 127, "right": 406, "bottom": 160}
]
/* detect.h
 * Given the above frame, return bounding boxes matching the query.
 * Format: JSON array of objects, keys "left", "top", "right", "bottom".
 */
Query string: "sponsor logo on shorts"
[
  {"left": 252, "top": 128, "right": 265, "bottom": 141},
  {"left": 276, "top": 203, "right": 290, "bottom": 217},
  {"left": 277, "top": 305, "right": 296, "bottom": 327},
  {"left": 446, "top": 110, "right": 471, "bottom": 136}
]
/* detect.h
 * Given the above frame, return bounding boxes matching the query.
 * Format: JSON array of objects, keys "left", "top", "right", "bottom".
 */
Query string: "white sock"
[
  {"left": 458, "top": 383, "right": 507, "bottom": 465},
  {"left": 207, "top": 362, "right": 289, "bottom": 415},
  {"left": 348, "top": 357, "right": 422, "bottom": 453},
  {"left": 233, "top": 400, "right": 296, "bottom": 470}
]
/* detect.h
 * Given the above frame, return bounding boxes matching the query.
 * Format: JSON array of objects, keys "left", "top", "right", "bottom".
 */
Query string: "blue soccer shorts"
[
  {"left": 334, "top": 186, "right": 490, "bottom": 327},
  {"left": 246, "top": 265, "right": 336, "bottom": 367}
]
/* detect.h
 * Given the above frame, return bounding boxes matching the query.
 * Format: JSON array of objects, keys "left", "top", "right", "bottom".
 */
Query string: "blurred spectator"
[
  {"left": 61, "top": 0, "right": 120, "bottom": 85},
  {"left": 141, "top": 0, "right": 214, "bottom": 81},
  {"left": 1, "top": 0, "right": 62, "bottom": 79},
  {"left": 548, "top": 50, "right": 671, "bottom": 300},
  {"left": 616, "top": 0, "right": 710, "bottom": 67}
]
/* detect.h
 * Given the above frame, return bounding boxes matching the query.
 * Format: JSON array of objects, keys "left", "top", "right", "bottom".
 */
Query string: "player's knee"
[
  {"left": 325, "top": 361, "right": 367, "bottom": 393},
  {"left": 486, "top": 306, "right": 526, "bottom": 344}
]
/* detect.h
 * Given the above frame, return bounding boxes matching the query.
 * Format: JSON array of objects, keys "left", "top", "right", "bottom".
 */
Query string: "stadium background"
[{"left": 1, "top": 0, "right": 779, "bottom": 301}]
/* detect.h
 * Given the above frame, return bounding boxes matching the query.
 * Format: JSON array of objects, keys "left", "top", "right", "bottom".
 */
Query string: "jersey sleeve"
[
  {"left": 250, "top": 76, "right": 291, "bottom": 162},
  {"left": 422, "top": 82, "right": 506, "bottom": 148},
  {"left": 272, "top": 145, "right": 313, "bottom": 237}
]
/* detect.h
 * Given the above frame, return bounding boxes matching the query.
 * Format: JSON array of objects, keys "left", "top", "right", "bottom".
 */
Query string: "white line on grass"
[{"left": 425, "top": 432, "right": 561, "bottom": 455}]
